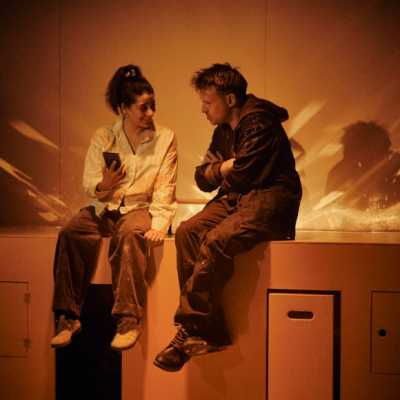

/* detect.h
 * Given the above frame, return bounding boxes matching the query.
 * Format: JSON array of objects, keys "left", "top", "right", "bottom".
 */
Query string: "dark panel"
[{"left": 55, "top": 284, "right": 121, "bottom": 400}]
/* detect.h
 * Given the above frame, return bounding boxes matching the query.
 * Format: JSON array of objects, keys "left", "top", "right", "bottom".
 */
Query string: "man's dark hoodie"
[{"left": 195, "top": 94, "right": 302, "bottom": 198}]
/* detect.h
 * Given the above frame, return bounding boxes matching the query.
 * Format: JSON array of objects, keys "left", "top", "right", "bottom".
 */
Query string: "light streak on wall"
[
  {"left": 288, "top": 100, "right": 326, "bottom": 138},
  {"left": 9, "top": 120, "right": 59, "bottom": 150},
  {"left": 0, "top": 158, "right": 70, "bottom": 224}
]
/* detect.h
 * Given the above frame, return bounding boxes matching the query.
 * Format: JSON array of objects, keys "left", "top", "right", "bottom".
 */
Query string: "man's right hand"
[
  {"left": 97, "top": 161, "right": 126, "bottom": 192},
  {"left": 220, "top": 158, "right": 235, "bottom": 178}
]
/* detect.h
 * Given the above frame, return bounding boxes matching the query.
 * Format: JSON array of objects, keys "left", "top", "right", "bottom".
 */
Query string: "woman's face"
[{"left": 124, "top": 92, "right": 156, "bottom": 130}]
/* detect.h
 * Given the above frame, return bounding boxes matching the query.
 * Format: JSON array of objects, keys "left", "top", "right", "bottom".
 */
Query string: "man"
[{"left": 154, "top": 63, "right": 301, "bottom": 371}]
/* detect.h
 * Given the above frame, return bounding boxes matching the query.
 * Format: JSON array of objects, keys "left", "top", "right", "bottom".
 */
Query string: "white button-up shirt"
[{"left": 82, "top": 116, "right": 177, "bottom": 233}]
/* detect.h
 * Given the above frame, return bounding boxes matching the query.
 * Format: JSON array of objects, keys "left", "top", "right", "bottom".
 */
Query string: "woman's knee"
[
  {"left": 58, "top": 223, "right": 76, "bottom": 240},
  {"left": 116, "top": 226, "right": 145, "bottom": 242}
]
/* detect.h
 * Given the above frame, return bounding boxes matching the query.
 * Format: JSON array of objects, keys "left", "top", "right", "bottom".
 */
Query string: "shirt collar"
[
  {"left": 112, "top": 115, "right": 156, "bottom": 145},
  {"left": 140, "top": 127, "right": 155, "bottom": 143}
]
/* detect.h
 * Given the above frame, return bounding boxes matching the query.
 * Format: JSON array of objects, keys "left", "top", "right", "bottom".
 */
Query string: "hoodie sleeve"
[
  {"left": 221, "top": 113, "right": 283, "bottom": 193},
  {"left": 194, "top": 129, "right": 225, "bottom": 192}
]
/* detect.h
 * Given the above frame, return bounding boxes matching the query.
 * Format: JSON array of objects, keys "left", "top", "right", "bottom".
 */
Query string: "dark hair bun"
[
  {"left": 105, "top": 64, "right": 154, "bottom": 115},
  {"left": 122, "top": 64, "right": 143, "bottom": 79}
]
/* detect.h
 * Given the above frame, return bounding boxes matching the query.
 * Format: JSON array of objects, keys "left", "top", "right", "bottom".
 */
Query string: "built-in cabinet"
[
  {"left": 0, "top": 281, "right": 30, "bottom": 358},
  {"left": 267, "top": 291, "right": 337, "bottom": 400},
  {"left": 371, "top": 291, "right": 400, "bottom": 375}
]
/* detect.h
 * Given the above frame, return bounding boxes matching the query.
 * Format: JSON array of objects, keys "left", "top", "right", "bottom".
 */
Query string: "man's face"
[{"left": 198, "top": 86, "right": 230, "bottom": 126}]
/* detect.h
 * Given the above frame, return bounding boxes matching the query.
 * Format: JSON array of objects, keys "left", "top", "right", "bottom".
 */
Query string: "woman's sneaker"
[
  {"left": 50, "top": 315, "right": 81, "bottom": 349},
  {"left": 110, "top": 329, "right": 141, "bottom": 351}
]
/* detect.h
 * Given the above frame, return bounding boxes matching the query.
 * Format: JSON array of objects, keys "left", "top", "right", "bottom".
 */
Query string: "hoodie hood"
[{"left": 238, "top": 94, "right": 289, "bottom": 124}]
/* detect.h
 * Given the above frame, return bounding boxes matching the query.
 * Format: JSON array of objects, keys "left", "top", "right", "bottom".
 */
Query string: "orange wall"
[{"left": 0, "top": 0, "right": 399, "bottom": 230}]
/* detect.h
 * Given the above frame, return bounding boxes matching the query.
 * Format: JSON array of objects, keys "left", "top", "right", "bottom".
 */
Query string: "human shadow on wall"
[
  {"left": 186, "top": 244, "right": 268, "bottom": 400},
  {"left": 325, "top": 121, "right": 400, "bottom": 210}
]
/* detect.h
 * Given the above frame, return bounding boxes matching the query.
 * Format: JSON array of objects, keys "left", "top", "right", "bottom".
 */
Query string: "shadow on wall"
[
  {"left": 325, "top": 121, "right": 400, "bottom": 210},
  {"left": 299, "top": 121, "right": 400, "bottom": 231}
]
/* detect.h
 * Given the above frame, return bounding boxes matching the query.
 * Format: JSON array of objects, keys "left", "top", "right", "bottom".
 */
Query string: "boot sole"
[
  {"left": 183, "top": 338, "right": 227, "bottom": 357},
  {"left": 153, "top": 358, "right": 185, "bottom": 372}
]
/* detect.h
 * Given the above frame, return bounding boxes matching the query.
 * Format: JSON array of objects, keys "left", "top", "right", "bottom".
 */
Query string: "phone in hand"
[{"left": 103, "top": 152, "right": 122, "bottom": 170}]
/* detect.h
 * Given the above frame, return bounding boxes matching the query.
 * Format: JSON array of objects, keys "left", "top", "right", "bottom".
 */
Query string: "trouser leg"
[
  {"left": 175, "top": 199, "right": 230, "bottom": 289},
  {"left": 52, "top": 206, "right": 104, "bottom": 318},
  {"left": 175, "top": 188, "right": 301, "bottom": 342},
  {"left": 174, "top": 198, "right": 233, "bottom": 343},
  {"left": 109, "top": 208, "right": 151, "bottom": 332}
]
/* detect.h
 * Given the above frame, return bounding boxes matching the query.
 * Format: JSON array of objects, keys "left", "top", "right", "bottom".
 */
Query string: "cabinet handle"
[{"left": 287, "top": 310, "right": 314, "bottom": 319}]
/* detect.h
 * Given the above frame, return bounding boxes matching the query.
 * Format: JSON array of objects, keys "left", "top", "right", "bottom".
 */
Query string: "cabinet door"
[
  {"left": 268, "top": 292, "right": 334, "bottom": 400},
  {"left": 371, "top": 291, "right": 400, "bottom": 374},
  {"left": 0, "top": 281, "right": 30, "bottom": 357}
]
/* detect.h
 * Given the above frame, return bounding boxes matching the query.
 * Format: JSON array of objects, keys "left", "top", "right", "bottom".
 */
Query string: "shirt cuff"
[
  {"left": 151, "top": 215, "right": 171, "bottom": 234},
  {"left": 204, "top": 161, "right": 223, "bottom": 186}
]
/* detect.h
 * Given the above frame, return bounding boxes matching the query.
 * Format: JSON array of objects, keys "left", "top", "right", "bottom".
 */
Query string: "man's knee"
[
  {"left": 197, "top": 229, "right": 227, "bottom": 262},
  {"left": 175, "top": 219, "right": 196, "bottom": 240},
  {"left": 203, "top": 226, "right": 231, "bottom": 248},
  {"left": 203, "top": 224, "right": 254, "bottom": 260}
]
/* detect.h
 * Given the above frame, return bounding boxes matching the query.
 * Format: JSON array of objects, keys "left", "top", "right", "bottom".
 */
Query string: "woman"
[{"left": 51, "top": 64, "right": 177, "bottom": 351}]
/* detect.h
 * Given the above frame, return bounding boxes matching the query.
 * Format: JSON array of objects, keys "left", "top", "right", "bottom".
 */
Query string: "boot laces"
[{"left": 170, "top": 327, "right": 190, "bottom": 349}]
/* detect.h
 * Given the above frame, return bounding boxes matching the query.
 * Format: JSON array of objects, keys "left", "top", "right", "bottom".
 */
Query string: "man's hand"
[
  {"left": 220, "top": 158, "right": 235, "bottom": 178},
  {"left": 144, "top": 229, "right": 165, "bottom": 246},
  {"left": 97, "top": 161, "right": 126, "bottom": 192}
]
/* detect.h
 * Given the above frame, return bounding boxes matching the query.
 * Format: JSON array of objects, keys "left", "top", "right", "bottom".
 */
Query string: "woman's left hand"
[{"left": 144, "top": 229, "right": 165, "bottom": 246}]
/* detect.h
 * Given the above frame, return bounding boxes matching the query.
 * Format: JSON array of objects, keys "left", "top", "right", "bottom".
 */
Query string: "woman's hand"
[
  {"left": 144, "top": 229, "right": 165, "bottom": 246},
  {"left": 97, "top": 162, "right": 126, "bottom": 192}
]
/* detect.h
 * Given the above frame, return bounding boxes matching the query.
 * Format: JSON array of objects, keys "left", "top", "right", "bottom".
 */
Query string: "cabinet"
[
  {"left": 371, "top": 291, "right": 400, "bottom": 374},
  {"left": 268, "top": 292, "right": 336, "bottom": 400},
  {"left": 0, "top": 281, "right": 30, "bottom": 357}
]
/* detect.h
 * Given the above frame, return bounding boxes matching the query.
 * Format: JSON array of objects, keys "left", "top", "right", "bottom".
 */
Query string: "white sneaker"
[
  {"left": 50, "top": 315, "right": 81, "bottom": 349},
  {"left": 110, "top": 329, "right": 141, "bottom": 351}
]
